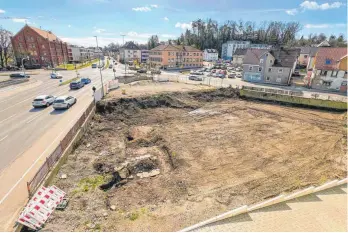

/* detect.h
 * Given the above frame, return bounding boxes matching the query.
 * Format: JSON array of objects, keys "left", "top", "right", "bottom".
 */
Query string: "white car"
[
  {"left": 53, "top": 96, "right": 77, "bottom": 110},
  {"left": 236, "top": 72, "right": 242, "bottom": 78},
  {"left": 51, "top": 73, "right": 63, "bottom": 79},
  {"left": 32, "top": 95, "right": 56, "bottom": 108}
]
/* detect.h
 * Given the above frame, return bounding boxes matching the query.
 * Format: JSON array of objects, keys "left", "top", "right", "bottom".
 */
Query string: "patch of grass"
[
  {"left": 59, "top": 77, "right": 79, "bottom": 86},
  {"left": 56, "top": 59, "right": 99, "bottom": 70},
  {"left": 72, "top": 175, "right": 110, "bottom": 194},
  {"left": 104, "top": 59, "right": 110, "bottom": 69},
  {"left": 128, "top": 211, "right": 140, "bottom": 221},
  {"left": 94, "top": 224, "right": 101, "bottom": 231},
  {"left": 319, "top": 175, "right": 328, "bottom": 184}
]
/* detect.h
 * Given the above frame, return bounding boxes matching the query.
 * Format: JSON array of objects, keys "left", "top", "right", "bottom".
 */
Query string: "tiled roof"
[
  {"left": 270, "top": 48, "right": 300, "bottom": 68},
  {"left": 27, "top": 26, "right": 60, "bottom": 42},
  {"left": 243, "top": 49, "right": 270, "bottom": 65},
  {"left": 315, "top": 47, "right": 347, "bottom": 70},
  {"left": 122, "top": 41, "right": 140, "bottom": 50},
  {"left": 150, "top": 44, "right": 202, "bottom": 52},
  {"left": 233, "top": 48, "right": 248, "bottom": 56},
  {"left": 205, "top": 49, "right": 217, "bottom": 53}
]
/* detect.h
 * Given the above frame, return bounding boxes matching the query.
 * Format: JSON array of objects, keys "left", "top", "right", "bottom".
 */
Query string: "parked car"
[
  {"left": 51, "top": 73, "right": 63, "bottom": 79},
  {"left": 10, "top": 73, "right": 30, "bottom": 78},
  {"left": 151, "top": 70, "right": 161, "bottom": 74},
  {"left": 188, "top": 75, "right": 203, "bottom": 81},
  {"left": 98, "top": 64, "right": 103, "bottom": 68},
  {"left": 292, "top": 70, "right": 300, "bottom": 77},
  {"left": 228, "top": 73, "right": 236, "bottom": 79},
  {"left": 80, "top": 77, "right": 91, "bottom": 85},
  {"left": 137, "top": 69, "right": 147, "bottom": 73},
  {"left": 32, "top": 95, "right": 56, "bottom": 108},
  {"left": 91, "top": 64, "right": 97, "bottom": 68},
  {"left": 217, "top": 73, "right": 225, "bottom": 78},
  {"left": 211, "top": 69, "right": 216, "bottom": 73},
  {"left": 236, "top": 73, "right": 242, "bottom": 78},
  {"left": 53, "top": 96, "right": 77, "bottom": 110},
  {"left": 109, "top": 64, "right": 113, "bottom": 69},
  {"left": 235, "top": 67, "right": 242, "bottom": 72},
  {"left": 70, "top": 81, "right": 84, "bottom": 90},
  {"left": 5, "top": 66, "right": 20, "bottom": 71}
]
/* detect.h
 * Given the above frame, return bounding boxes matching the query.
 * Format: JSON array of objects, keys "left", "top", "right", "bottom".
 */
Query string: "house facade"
[
  {"left": 309, "top": 47, "right": 347, "bottom": 91},
  {"left": 11, "top": 25, "right": 68, "bottom": 67},
  {"left": 232, "top": 48, "right": 247, "bottom": 66},
  {"left": 297, "top": 47, "right": 311, "bottom": 67},
  {"left": 120, "top": 41, "right": 141, "bottom": 63},
  {"left": 141, "top": 50, "right": 149, "bottom": 63},
  {"left": 221, "top": 41, "right": 250, "bottom": 60},
  {"left": 242, "top": 48, "right": 300, "bottom": 86},
  {"left": 250, "top": 44, "right": 272, "bottom": 49},
  {"left": 203, "top": 49, "right": 218, "bottom": 61},
  {"left": 149, "top": 45, "right": 203, "bottom": 69},
  {"left": 67, "top": 45, "right": 81, "bottom": 63}
]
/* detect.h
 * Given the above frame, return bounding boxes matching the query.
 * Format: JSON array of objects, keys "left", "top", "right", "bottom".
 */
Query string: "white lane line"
[
  {"left": 0, "top": 114, "right": 17, "bottom": 125},
  {"left": 0, "top": 135, "right": 8, "bottom": 143},
  {"left": 26, "top": 111, "right": 46, "bottom": 124},
  {"left": 0, "top": 102, "right": 91, "bottom": 206}
]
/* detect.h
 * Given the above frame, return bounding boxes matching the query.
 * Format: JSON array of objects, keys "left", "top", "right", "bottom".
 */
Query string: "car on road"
[
  {"left": 188, "top": 75, "right": 203, "bottom": 81},
  {"left": 70, "top": 80, "right": 84, "bottom": 90},
  {"left": 53, "top": 96, "right": 77, "bottom": 110},
  {"left": 10, "top": 73, "right": 30, "bottom": 78},
  {"left": 80, "top": 77, "right": 91, "bottom": 85},
  {"left": 91, "top": 64, "right": 97, "bottom": 68},
  {"left": 50, "top": 73, "right": 63, "bottom": 79},
  {"left": 137, "top": 69, "right": 147, "bottom": 73},
  {"left": 98, "top": 64, "right": 103, "bottom": 68},
  {"left": 151, "top": 70, "right": 161, "bottom": 74},
  {"left": 32, "top": 95, "right": 56, "bottom": 108},
  {"left": 109, "top": 64, "right": 113, "bottom": 69}
]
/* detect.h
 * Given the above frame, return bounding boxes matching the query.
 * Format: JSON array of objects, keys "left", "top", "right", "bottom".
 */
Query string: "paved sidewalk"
[{"left": 194, "top": 184, "right": 347, "bottom": 232}]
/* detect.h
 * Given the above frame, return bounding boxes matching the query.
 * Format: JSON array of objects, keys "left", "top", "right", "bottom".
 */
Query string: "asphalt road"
[{"left": 0, "top": 59, "right": 122, "bottom": 172}]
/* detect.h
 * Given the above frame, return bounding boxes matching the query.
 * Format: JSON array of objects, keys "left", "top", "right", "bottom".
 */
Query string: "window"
[
  {"left": 249, "top": 66, "right": 252, "bottom": 71},
  {"left": 258, "top": 67, "right": 262, "bottom": 72},
  {"left": 331, "top": 71, "right": 338, "bottom": 77},
  {"left": 266, "top": 76, "right": 270, "bottom": 81},
  {"left": 260, "top": 59, "right": 264, "bottom": 63},
  {"left": 278, "top": 68, "right": 283, "bottom": 73},
  {"left": 325, "top": 59, "right": 331, "bottom": 65},
  {"left": 270, "top": 60, "right": 273, "bottom": 64},
  {"left": 268, "top": 68, "right": 272, "bottom": 72}
]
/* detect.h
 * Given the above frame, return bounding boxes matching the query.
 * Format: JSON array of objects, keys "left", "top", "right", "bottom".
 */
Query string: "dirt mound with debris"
[{"left": 43, "top": 88, "right": 346, "bottom": 232}]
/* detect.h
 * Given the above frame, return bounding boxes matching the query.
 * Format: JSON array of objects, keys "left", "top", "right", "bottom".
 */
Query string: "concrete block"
[
  {"left": 247, "top": 195, "right": 285, "bottom": 212},
  {"left": 180, "top": 205, "right": 248, "bottom": 232},
  {"left": 313, "top": 180, "right": 339, "bottom": 192},
  {"left": 284, "top": 186, "right": 315, "bottom": 201},
  {"left": 337, "top": 178, "right": 348, "bottom": 185}
]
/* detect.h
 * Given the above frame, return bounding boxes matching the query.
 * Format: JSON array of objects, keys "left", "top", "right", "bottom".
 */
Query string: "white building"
[
  {"left": 120, "top": 41, "right": 141, "bottom": 63},
  {"left": 67, "top": 45, "right": 81, "bottom": 63},
  {"left": 203, "top": 49, "right": 218, "bottom": 61},
  {"left": 221, "top": 41, "right": 251, "bottom": 60}
]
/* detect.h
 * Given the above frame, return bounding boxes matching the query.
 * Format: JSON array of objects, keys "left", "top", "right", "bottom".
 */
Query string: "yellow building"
[{"left": 339, "top": 55, "right": 347, "bottom": 71}]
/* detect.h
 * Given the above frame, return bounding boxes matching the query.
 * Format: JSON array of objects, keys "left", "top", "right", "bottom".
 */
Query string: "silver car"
[
  {"left": 51, "top": 73, "right": 63, "bottom": 79},
  {"left": 32, "top": 95, "right": 56, "bottom": 108},
  {"left": 53, "top": 96, "right": 77, "bottom": 110}
]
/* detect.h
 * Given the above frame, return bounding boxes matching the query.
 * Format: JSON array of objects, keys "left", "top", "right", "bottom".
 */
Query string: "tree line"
[{"left": 0, "top": 27, "right": 13, "bottom": 68}]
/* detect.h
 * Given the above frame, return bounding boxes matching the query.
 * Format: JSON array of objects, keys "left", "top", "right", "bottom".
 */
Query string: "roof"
[
  {"left": 270, "top": 48, "right": 300, "bottom": 68},
  {"left": 299, "top": 47, "right": 311, "bottom": 54},
  {"left": 233, "top": 48, "right": 248, "bottom": 56},
  {"left": 122, "top": 41, "right": 140, "bottom": 50},
  {"left": 315, "top": 47, "right": 347, "bottom": 70},
  {"left": 56, "top": 96, "right": 68, "bottom": 100},
  {"left": 317, "top": 40, "right": 330, "bottom": 47},
  {"left": 35, "top": 95, "right": 49, "bottom": 99},
  {"left": 28, "top": 26, "right": 60, "bottom": 42},
  {"left": 150, "top": 44, "right": 202, "bottom": 52},
  {"left": 243, "top": 49, "right": 270, "bottom": 65},
  {"left": 204, "top": 49, "right": 217, "bottom": 53},
  {"left": 309, "top": 47, "right": 319, "bottom": 57}
]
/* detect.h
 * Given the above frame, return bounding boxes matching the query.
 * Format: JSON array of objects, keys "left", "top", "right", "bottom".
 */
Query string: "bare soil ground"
[{"left": 42, "top": 83, "right": 347, "bottom": 232}]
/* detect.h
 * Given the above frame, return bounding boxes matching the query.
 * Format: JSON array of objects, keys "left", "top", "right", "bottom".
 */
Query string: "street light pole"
[{"left": 94, "top": 36, "right": 104, "bottom": 95}]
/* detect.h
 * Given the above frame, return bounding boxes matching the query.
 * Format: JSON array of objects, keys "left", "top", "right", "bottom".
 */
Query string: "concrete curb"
[{"left": 180, "top": 178, "right": 347, "bottom": 232}]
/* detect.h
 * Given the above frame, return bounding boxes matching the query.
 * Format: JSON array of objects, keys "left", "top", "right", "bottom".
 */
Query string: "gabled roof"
[
  {"left": 14, "top": 25, "right": 63, "bottom": 42},
  {"left": 317, "top": 40, "right": 330, "bottom": 47},
  {"left": 233, "top": 48, "right": 248, "bottom": 56},
  {"left": 122, "top": 41, "right": 140, "bottom": 50},
  {"left": 243, "top": 49, "right": 270, "bottom": 65},
  {"left": 315, "top": 47, "right": 347, "bottom": 70},
  {"left": 270, "top": 48, "right": 300, "bottom": 68}
]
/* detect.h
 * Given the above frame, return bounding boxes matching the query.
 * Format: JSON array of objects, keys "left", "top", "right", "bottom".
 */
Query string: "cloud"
[
  {"left": 132, "top": 6, "right": 152, "bottom": 12},
  {"left": 163, "top": 16, "right": 169, "bottom": 21},
  {"left": 94, "top": 28, "right": 106, "bottom": 33},
  {"left": 161, "top": 34, "right": 176, "bottom": 38},
  {"left": 175, "top": 22, "right": 192, "bottom": 30},
  {"left": 12, "top": 18, "right": 28, "bottom": 23},
  {"left": 304, "top": 23, "right": 346, "bottom": 29},
  {"left": 286, "top": 8, "right": 298, "bottom": 15},
  {"left": 300, "top": 1, "right": 343, "bottom": 10},
  {"left": 150, "top": 4, "right": 158, "bottom": 8},
  {"left": 126, "top": 31, "right": 152, "bottom": 38},
  {"left": 68, "top": 25, "right": 72, "bottom": 28},
  {"left": 62, "top": 36, "right": 147, "bottom": 47},
  {"left": 0, "top": 9, "right": 5, "bottom": 14}
]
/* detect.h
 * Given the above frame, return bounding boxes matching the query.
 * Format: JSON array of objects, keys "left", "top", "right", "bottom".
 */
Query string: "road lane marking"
[
  {"left": 0, "top": 101, "right": 91, "bottom": 206},
  {"left": 26, "top": 111, "right": 46, "bottom": 124},
  {"left": 0, "top": 114, "right": 17, "bottom": 125},
  {"left": 0, "top": 135, "right": 8, "bottom": 143}
]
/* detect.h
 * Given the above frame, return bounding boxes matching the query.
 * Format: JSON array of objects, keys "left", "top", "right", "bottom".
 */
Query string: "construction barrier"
[{"left": 27, "top": 101, "right": 95, "bottom": 197}]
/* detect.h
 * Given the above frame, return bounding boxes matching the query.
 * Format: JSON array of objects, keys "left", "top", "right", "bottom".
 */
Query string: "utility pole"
[
  {"left": 94, "top": 36, "right": 104, "bottom": 95},
  {"left": 120, "top": 34, "right": 126, "bottom": 76}
]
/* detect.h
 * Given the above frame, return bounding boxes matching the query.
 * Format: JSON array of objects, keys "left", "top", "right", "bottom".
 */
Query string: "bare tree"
[{"left": 0, "top": 27, "right": 13, "bottom": 68}]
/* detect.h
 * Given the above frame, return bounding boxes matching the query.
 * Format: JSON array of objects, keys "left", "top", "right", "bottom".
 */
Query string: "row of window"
[
  {"left": 248, "top": 65, "right": 283, "bottom": 73},
  {"left": 167, "top": 58, "right": 203, "bottom": 62},
  {"left": 149, "top": 57, "right": 162, "bottom": 62}
]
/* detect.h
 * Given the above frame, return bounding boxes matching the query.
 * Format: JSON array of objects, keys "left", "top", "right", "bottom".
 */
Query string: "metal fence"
[
  {"left": 242, "top": 86, "right": 304, "bottom": 97},
  {"left": 27, "top": 101, "right": 95, "bottom": 197}
]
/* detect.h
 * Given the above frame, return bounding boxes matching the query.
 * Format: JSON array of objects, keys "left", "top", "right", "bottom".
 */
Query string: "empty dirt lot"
[{"left": 42, "top": 82, "right": 347, "bottom": 232}]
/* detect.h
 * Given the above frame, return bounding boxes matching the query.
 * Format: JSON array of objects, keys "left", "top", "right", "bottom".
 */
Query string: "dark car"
[
  {"left": 10, "top": 73, "right": 30, "bottom": 78},
  {"left": 137, "top": 69, "right": 147, "bottom": 73},
  {"left": 70, "top": 81, "right": 84, "bottom": 90},
  {"left": 292, "top": 70, "right": 301, "bottom": 77},
  {"left": 80, "top": 77, "right": 91, "bottom": 84}
]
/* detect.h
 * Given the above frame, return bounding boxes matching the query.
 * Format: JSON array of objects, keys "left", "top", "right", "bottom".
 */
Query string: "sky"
[{"left": 0, "top": 0, "right": 347, "bottom": 47}]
